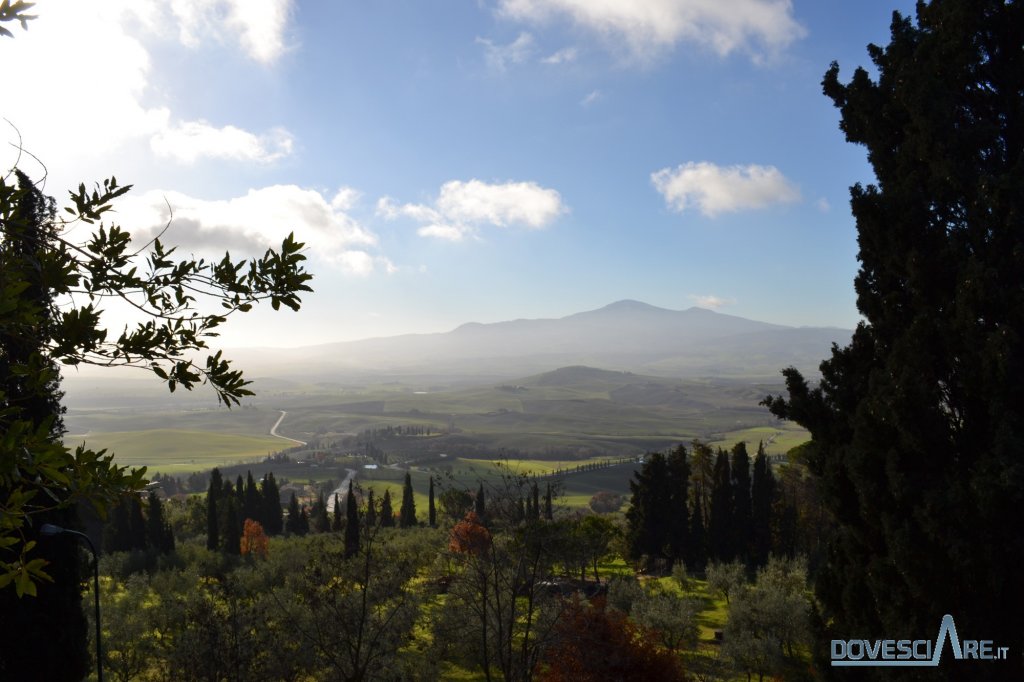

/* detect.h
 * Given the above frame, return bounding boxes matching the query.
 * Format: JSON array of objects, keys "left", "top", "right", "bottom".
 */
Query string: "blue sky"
[{"left": 3, "top": 0, "right": 917, "bottom": 347}]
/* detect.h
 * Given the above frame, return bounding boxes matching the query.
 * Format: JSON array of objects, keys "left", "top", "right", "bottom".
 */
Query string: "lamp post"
[{"left": 40, "top": 523, "right": 103, "bottom": 682}]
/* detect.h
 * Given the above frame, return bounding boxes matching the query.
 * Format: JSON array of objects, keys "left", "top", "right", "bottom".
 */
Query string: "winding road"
[
  {"left": 269, "top": 410, "right": 307, "bottom": 446},
  {"left": 270, "top": 411, "right": 356, "bottom": 513}
]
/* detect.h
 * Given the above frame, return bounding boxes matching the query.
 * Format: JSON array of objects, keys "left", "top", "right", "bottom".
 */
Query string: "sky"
[{"left": 2, "top": 0, "right": 918, "bottom": 347}]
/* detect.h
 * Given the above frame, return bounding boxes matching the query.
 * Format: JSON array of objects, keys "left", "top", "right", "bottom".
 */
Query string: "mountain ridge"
[{"left": 224, "top": 300, "right": 851, "bottom": 380}]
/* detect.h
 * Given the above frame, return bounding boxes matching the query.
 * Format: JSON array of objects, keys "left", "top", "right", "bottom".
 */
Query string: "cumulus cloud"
[
  {"left": 689, "top": 294, "right": 736, "bottom": 309},
  {"left": 476, "top": 32, "right": 536, "bottom": 71},
  {"left": 496, "top": 0, "right": 805, "bottom": 63},
  {"left": 651, "top": 161, "right": 800, "bottom": 217},
  {"left": 115, "top": 184, "right": 385, "bottom": 274},
  {"left": 0, "top": 0, "right": 294, "bottom": 179},
  {"left": 379, "top": 179, "right": 567, "bottom": 242},
  {"left": 150, "top": 121, "right": 294, "bottom": 164}
]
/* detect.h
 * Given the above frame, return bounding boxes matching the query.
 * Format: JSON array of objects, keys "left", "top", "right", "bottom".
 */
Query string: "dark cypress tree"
[
  {"left": 762, "top": 2, "right": 1024, "bottom": 677},
  {"left": 729, "top": 442, "right": 752, "bottom": 564},
  {"left": 344, "top": 480, "right": 359, "bottom": 558},
  {"left": 147, "top": 491, "right": 174, "bottom": 554},
  {"left": 207, "top": 468, "right": 222, "bottom": 550},
  {"left": 127, "top": 494, "right": 148, "bottom": 551},
  {"left": 261, "top": 472, "right": 283, "bottom": 536},
  {"left": 380, "top": 489, "right": 395, "bottom": 527},
  {"left": 297, "top": 505, "right": 310, "bottom": 536},
  {"left": 708, "top": 449, "right": 733, "bottom": 562},
  {"left": 687, "top": 504, "right": 707, "bottom": 572},
  {"left": 312, "top": 490, "right": 329, "bottom": 534},
  {"left": 428, "top": 476, "right": 437, "bottom": 527},
  {"left": 474, "top": 483, "right": 486, "bottom": 519},
  {"left": 243, "top": 470, "right": 262, "bottom": 525},
  {"left": 104, "top": 496, "right": 133, "bottom": 553},
  {"left": 365, "top": 488, "right": 377, "bottom": 527},
  {"left": 543, "top": 483, "right": 553, "bottom": 521},
  {"left": 665, "top": 444, "right": 691, "bottom": 569},
  {"left": 285, "top": 491, "right": 302, "bottom": 536},
  {"left": 332, "top": 494, "right": 343, "bottom": 532},
  {"left": 399, "top": 472, "right": 417, "bottom": 528},
  {"left": 750, "top": 442, "right": 775, "bottom": 567},
  {"left": 235, "top": 474, "right": 245, "bottom": 512},
  {"left": 0, "top": 178, "right": 87, "bottom": 682}
]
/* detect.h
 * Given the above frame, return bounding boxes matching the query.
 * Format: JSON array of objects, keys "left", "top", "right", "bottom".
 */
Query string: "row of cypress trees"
[
  {"left": 626, "top": 441, "right": 780, "bottom": 572},
  {"left": 206, "top": 468, "right": 283, "bottom": 553}
]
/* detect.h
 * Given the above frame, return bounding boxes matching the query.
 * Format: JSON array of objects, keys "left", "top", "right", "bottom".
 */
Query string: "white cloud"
[
  {"left": 816, "top": 197, "right": 831, "bottom": 213},
  {"left": 169, "top": 0, "right": 294, "bottom": 64},
  {"left": 0, "top": 0, "right": 294, "bottom": 182},
  {"left": 150, "top": 121, "right": 294, "bottom": 164},
  {"left": 380, "top": 179, "right": 567, "bottom": 242},
  {"left": 116, "top": 184, "right": 385, "bottom": 275},
  {"left": 331, "top": 187, "right": 362, "bottom": 211},
  {"left": 476, "top": 32, "right": 536, "bottom": 71},
  {"left": 497, "top": 0, "right": 805, "bottom": 63},
  {"left": 651, "top": 161, "right": 800, "bottom": 217},
  {"left": 689, "top": 294, "right": 736, "bottom": 309},
  {"left": 542, "top": 46, "right": 579, "bottom": 64}
]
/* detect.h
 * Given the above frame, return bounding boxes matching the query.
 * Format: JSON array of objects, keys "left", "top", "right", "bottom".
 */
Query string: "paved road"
[
  {"left": 269, "top": 410, "right": 307, "bottom": 446},
  {"left": 326, "top": 468, "right": 358, "bottom": 513}
]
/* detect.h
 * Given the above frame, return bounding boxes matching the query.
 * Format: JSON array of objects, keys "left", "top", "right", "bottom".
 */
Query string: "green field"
[{"left": 64, "top": 429, "right": 287, "bottom": 475}]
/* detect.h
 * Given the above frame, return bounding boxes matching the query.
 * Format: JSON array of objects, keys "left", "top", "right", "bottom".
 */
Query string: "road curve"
[{"left": 270, "top": 410, "right": 307, "bottom": 446}]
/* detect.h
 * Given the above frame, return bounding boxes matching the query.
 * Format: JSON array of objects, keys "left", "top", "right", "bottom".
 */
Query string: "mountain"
[{"left": 229, "top": 300, "right": 851, "bottom": 381}]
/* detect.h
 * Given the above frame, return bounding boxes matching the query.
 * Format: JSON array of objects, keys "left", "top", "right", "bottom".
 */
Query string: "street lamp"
[{"left": 40, "top": 523, "right": 103, "bottom": 682}]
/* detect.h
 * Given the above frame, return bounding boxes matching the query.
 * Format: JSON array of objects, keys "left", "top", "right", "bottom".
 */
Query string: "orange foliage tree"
[
  {"left": 448, "top": 511, "right": 492, "bottom": 555},
  {"left": 240, "top": 518, "right": 269, "bottom": 559},
  {"left": 539, "top": 598, "right": 686, "bottom": 682}
]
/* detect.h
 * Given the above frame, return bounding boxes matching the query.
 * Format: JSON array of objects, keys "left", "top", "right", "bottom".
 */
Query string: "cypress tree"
[
  {"left": 235, "top": 474, "right": 244, "bottom": 509},
  {"left": 380, "top": 489, "right": 395, "bottom": 527},
  {"left": 207, "top": 468, "right": 222, "bottom": 550},
  {"left": 104, "top": 497, "right": 133, "bottom": 553},
  {"left": 399, "top": 472, "right": 417, "bottom": 528},
  {"left": 762, "top": 3, "right": 1024, "bottom": 676},
  {"left": 345, "top": 480, "right": 359, "bottom": 558},
  {"left": 428, "top": 476, "right": 436, "bottom": 527},
  {"left": 243, "top": 470, "right": 261, "bottom": 525},
  {"left": 312, "top": 490, "right": 329, "bottom": 533},
  {"left": 708, "top": 449, "right": 733, "bottom": 562},
  {"left": 365, "top": 488, "right": 377, "bottom": 526},
  {"left": 474, "top": 483, "right": 485, "bottom": 519},
  {"left": 665, "top": 444, "right": 691, "bottom": 569},
  {"left": 750, "top": 442, "right": 775, "bottom": 567},
  {"left": 531, "top": 481, "right": 540, "bottom": 521},
  {"left": 147, "top": 491, "right": 174, "bottom": 553},
  {"left": 626, "top": 452, "right": 672, "bottom": 563},
  {"left": 729, "top": 442, "right": 752, "bottom": 563},
  {"left": 543, "top": 483, "right": 553, "bottom": 520},
  {"left": 261, "top": 472, "right": 283, "bottom": 536},
  {"left": 687, "top": 504, "right": 707, "bottom": 572},
  {"left": 285, "top": 492, "right": 302, "bottom": 536},
  {"left": 127, "top": 493, "right": 148, "bottom": 551},
  {"left": 332, "top": 494, "right": 343, "bottom": 532}
]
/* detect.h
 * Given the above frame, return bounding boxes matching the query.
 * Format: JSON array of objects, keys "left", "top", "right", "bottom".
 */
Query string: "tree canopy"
[
  {"left": 763, "top": 1, "right": 1024, "bottom": 677},
  {"left": 1, "top": 166, "right": 312, "bottom": 593}
]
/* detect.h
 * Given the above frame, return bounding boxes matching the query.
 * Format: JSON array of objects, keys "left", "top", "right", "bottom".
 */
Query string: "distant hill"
[{"left": 228, "top": 300, "right": 851, "bottom": 381}]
